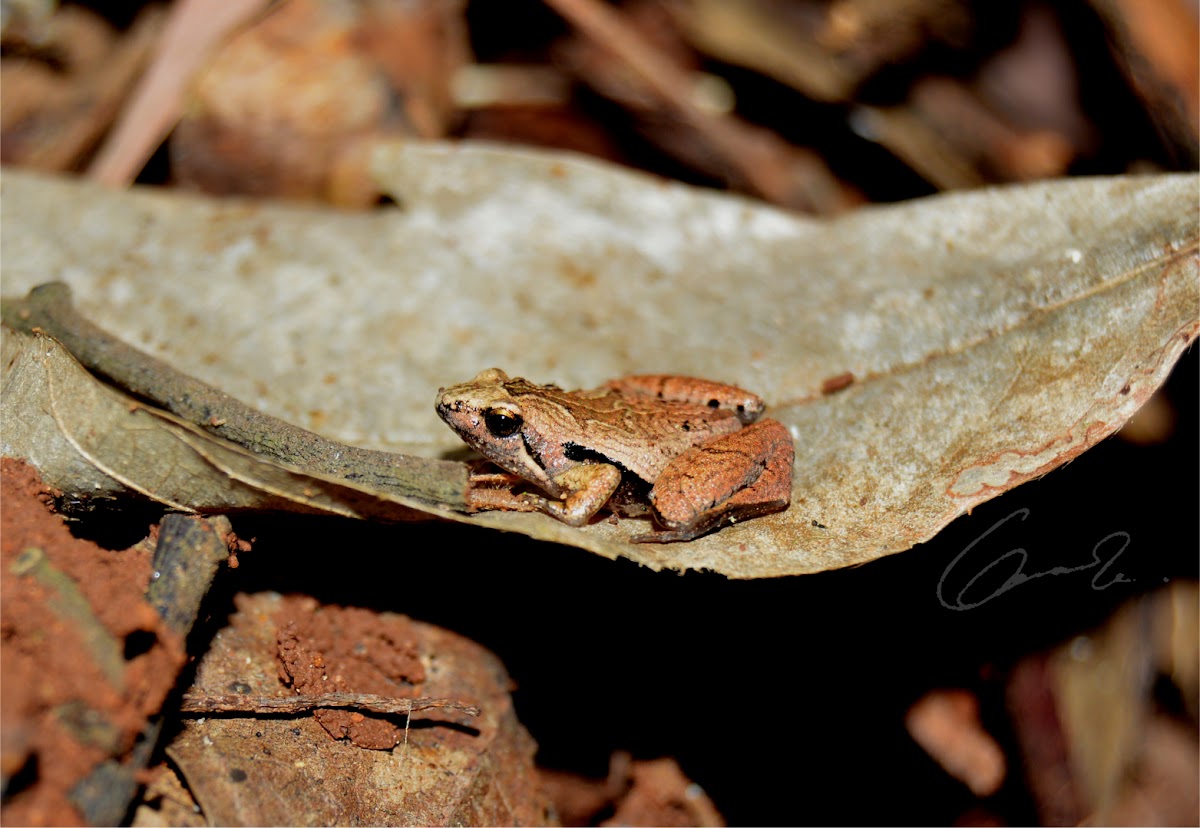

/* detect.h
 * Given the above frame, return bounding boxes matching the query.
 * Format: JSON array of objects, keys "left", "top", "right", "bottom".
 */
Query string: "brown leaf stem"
[{"left": 1, "top": 282, "right": 467, "bottom": 507}]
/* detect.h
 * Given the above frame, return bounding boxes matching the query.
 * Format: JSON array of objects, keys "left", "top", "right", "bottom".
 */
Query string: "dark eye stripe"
[{"left": 521, "top": 431, "right": 548, "bottom": 473}]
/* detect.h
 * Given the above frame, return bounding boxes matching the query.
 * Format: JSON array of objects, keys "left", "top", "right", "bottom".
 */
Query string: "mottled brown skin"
[{"left": 436, "top": 369, "right": 794, "bottom": 542}]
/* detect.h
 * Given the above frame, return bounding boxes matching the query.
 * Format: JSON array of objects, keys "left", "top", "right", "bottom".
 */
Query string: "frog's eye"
[{"left": 485, "top": 409, "right": 523, "bottom": 437}]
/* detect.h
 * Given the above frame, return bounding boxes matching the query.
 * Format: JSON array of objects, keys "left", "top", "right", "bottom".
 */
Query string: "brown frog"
[{"left": 436, "top": 369, "right": 793, "bottom": 542}]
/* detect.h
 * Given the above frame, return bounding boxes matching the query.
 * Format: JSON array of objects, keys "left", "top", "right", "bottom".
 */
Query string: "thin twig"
[
  {"left": 179, "top": 691, "right": 480, "bottom": 718},
  {"left": 87, "top": 0, "right": 270, "bottom": 187}
]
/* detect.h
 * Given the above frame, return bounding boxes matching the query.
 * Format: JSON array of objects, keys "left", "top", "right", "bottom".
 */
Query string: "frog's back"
[{"left": 508, "top": 380, "right": 743, "bottom": 482}]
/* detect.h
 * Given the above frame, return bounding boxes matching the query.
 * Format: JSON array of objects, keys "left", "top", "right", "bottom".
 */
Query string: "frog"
[{"left": 435, "top": 368, "right": 794, "bottom": 542}]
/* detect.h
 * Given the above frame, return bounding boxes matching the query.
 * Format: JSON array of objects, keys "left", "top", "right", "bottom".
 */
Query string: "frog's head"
[{"left": 436, "top": 369, "right": 553, "bottom": 488}]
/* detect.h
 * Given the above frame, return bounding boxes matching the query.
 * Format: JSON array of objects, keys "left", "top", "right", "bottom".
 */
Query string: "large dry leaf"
[{"left": 1, "top": 146, "right": 1195, "bottom": 577}]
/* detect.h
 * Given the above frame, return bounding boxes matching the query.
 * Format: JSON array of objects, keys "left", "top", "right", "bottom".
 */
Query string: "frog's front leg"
[
  {"left": 464, "top": 467, "right": 544, "bottom": 514},
  {"left": 605, "top": 375, "right": 765, "bottom": 423},
  {"left": 522, "top": 463, "right": 622, "bottom": 527},
  {"left": 639, "top": 419, "right": 794, "bottom": 542}
]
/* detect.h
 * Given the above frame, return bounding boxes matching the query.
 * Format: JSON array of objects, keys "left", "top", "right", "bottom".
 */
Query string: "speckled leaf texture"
[{"left": 2, "top": 143, "right": 1196, "bottom": 577}]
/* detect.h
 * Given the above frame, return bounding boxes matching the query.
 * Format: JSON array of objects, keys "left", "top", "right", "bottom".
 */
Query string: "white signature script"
[{"left": 937, "top": 508, "right": 1133, "bottom": 611}]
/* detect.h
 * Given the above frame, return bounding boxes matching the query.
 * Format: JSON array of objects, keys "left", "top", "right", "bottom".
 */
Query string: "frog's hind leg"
[{"left": 637, "top": 419, "right": 794, "bottom": 542}]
